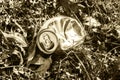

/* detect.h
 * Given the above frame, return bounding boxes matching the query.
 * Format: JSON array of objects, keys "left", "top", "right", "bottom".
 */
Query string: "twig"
[
  {"left": 73, "top": 53, "right": 92, "bottom": 80},
  {"left": 0, "top": 65, "right": 35, "bottom": 73},
  {"left": 12, "top": 19, "right": 27, "bottom": 37},
  {"left": 108, "top": 46, "right": 120, "bottom": 53},
  {"left": 103, "top": 46, "right": 120, "bottom": 61},
  {"left": 55, "top": 50, "right": 73, "bottom": 80}
]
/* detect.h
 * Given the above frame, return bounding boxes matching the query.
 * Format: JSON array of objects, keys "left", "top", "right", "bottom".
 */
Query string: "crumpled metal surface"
[{"left": 36, "top": 16, "right": 86, "bottom": 54}]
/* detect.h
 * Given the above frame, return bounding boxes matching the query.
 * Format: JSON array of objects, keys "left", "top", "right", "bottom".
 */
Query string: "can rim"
[{"left": 36, "top": 29, "right": 59, "bottom": 54}]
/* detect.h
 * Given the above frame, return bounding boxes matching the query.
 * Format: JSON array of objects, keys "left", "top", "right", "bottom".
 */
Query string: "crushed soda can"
[{"left": 36, "top": 16, "right": 86, "bottom": 54}]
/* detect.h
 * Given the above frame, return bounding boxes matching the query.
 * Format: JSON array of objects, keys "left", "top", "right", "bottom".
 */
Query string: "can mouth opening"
[{"left": 36, "top": 29, "right": 59, "bottom": 54}]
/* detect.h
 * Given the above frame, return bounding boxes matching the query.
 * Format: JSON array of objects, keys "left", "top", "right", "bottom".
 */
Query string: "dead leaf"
[
  {"left": 0, "top": 30, "right": 28, "bottom": 47},
  {"left": 13, "top": 67, "right": 19, "bottom": 75},
  {"left": 12, "top": 50, "right": 23, "bottom": 65},
  {"left": 36, "top": 56, "right": 52, "bottom": 75},
  {"left": 83, "top": 16, "right": 101, "bottom": 27},
  {"left": 30, "top": 54, "right": 52, "bottom": 75},
  {"left": 27, "top": 40, "right": 36, "bottom": 66}
]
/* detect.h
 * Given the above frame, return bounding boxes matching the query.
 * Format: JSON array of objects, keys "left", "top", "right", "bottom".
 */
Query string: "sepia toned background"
[{"left": 0, "top": 0, "right": 120, "bottom": 80}]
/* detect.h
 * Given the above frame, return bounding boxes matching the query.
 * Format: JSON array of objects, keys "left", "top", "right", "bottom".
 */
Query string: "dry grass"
[{"left": 0, "top": 0, "right": 120, "bottom": 80}]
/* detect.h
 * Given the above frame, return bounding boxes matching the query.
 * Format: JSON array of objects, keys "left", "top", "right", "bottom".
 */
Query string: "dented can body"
[{"left": 36, "top": 16, "right": 86, "bottom": 54}]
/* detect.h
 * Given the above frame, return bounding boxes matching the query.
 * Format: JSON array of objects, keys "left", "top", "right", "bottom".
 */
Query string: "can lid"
[{"left": 36, "top": 29, "right": 59, "bottom": 54}]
